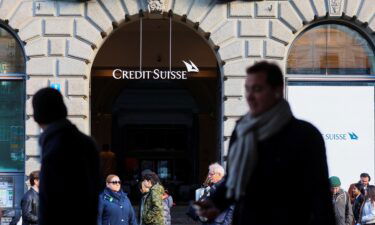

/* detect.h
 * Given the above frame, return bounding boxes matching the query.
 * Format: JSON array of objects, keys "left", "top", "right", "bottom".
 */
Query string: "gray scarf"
[{"left": 226, "top": 99, "right": 293, "bottom": 200}]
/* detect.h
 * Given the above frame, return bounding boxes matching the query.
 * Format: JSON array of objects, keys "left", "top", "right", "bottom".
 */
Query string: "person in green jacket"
[{"left": 140, "top": 173, "right": 165, "bottom": 225}]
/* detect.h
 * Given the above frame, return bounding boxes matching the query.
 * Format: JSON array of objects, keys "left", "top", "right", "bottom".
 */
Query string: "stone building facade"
[{"left": 0, "top": 0, "right": 374, "bottom": 212}]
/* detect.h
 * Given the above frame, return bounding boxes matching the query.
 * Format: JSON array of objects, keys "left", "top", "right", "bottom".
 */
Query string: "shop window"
[
  {"left": 0, "top": 25, "right": 25, "bottom": 214},
  {"left": 287, "top": 24, "right": 375, "bottom": 75}
]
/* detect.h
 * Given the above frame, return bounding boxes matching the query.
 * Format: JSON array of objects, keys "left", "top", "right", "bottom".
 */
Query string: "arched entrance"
[{"left": 90, "top": 15, "right": 222, "bottom": 203}]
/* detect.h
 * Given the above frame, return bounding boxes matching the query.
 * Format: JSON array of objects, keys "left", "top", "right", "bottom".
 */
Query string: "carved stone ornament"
[
  {"left": 148, "top": 0, "right": 165, "bottom": 14},
  {"left": 329, "top": 0, "right": 343, "bottom": 16}
]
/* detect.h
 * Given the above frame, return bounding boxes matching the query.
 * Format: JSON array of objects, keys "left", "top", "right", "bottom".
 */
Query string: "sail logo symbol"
[{"left": 182, "top": 60, "right": 199, "bottom": 73}]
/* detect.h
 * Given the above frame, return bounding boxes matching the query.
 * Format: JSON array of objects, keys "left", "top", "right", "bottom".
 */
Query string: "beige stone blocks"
[
  {"left": 279, "top": 2, "right": 303, "bottom": 32},
  {"left": 229, "top": 1, "right": 253, "bottom": 17},
  {"left": 27, "top": 58, "right": 56, "bottom": 76},
  {"left": 239, "top": 20, "right": 268, "bottom": 37},
  {"left": 210, "top": 20, "right": 237, "bottom": 45}
]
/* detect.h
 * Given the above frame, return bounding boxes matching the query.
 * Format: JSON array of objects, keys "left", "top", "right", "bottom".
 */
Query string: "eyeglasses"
[{"left": 109, "top": 180, "right": 121, "bottom": 185}]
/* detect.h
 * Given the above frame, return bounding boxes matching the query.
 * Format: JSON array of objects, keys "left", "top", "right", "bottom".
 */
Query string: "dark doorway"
[{"left": 91, "top": 18, "right": 221, "bottom": 203}]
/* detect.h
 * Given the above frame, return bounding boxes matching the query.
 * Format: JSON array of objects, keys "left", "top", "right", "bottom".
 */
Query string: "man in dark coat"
[
  {"left": 199, "top": 61, "right": 335, "bottom": 225},
  {"left": 32, "top": 88, "right": 100, "bottom": 225},
  {"left": 21, "top": 171, "right": 39, "bottom": 225}
]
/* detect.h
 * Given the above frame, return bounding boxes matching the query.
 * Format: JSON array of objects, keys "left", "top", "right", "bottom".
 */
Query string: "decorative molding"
[
  {"left": 147, "top": 0, "right": 165, "bottom": 14},
  {"left": 329, "top": 0, "right": 343, "bottom": 16}
]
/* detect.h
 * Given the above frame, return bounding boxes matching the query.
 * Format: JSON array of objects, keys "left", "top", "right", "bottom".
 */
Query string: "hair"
[
  {"left": 366, "top": 185, "right": 375, "bottom": 203},
  {"left": 348, "top": 183, "right": 356, "bottom": 203},
  {"left": 246, "top": 61, "right": 284, "bottom": 88},
  {"left": 209, "top": 163, "right": 225, "bottom": 177},
  {"left": 32, "top": 88, "right": 67, "bottom": 124},
  {"left": 106, "top": 174, "right": 119, "bottom": 183},
  {"left": 361, "top": 173, "right": 371, "bottom": 181},
  {"left": 29, "top": 171, "right": 39, "bottom": 186},
  {"left": 142, "top": 172, "right": 160, "bottom": 186}
]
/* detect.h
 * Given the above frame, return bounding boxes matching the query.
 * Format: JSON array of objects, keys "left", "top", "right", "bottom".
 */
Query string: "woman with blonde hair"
[{"left": 98, "top": 174, "right": 137, "bottom": 225}]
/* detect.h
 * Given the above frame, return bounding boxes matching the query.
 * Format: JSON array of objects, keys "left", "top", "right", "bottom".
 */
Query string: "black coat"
[
  {"left": 211, "top": 117, "right": 336, "bottom": 225},
  {"left": 353, "top": 194, "right": 364, "bottom": 223},
  {"left": 38, "top": 119, "right": 100, "bottom": 225},
  {"left": 20, "top": 188, "right": 39, "bottom": 225}
]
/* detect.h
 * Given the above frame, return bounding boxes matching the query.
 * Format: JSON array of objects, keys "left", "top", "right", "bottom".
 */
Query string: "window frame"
[{"left": 286, "top": 20, "right": 375, "bottom": 79}]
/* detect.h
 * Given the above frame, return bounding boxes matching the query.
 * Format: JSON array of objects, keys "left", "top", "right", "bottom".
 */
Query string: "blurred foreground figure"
[
  {"left": 32, "top": 88, "right": 100, "bottom": 225},
  {"left": 199, "top": 61, "right": 335, "bottom": 225}
]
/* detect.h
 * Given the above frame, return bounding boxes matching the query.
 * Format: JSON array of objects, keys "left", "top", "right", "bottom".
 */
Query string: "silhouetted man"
[
  {"left": 32, "top": 88, "right": 100, "bottom": 225},
  {"left": 199, "top": 61, "right": 335, "bottom": 225}
]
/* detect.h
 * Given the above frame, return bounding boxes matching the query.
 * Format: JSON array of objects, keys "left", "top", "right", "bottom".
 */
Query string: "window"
[
  {"left": 0, "top": 26, "right": 25, "bottom": 173},
  {"left": 287, "top": 24, "right": 375, "bottom": 75}
]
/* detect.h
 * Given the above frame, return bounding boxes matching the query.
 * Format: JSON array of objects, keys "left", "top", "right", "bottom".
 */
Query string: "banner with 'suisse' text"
[{"left": 287, "top": 85, "right": 375, "bottom": 190}]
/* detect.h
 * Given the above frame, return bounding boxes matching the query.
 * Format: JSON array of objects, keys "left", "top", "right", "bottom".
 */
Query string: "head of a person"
[
  {"left": 353, "top": 183, "right": 365, "bottom": 197},
  {"left": 329, "top": 176, "right": 341, "bottom": 195},
  {"left": 245, "top": 61, "right": 284, "bottom": 117},
  {"left": 106, "top": 174, "right": 121, "bottom": 192},
  {"left": 208, "top": 163, "right": 225, "bottom": 184},
  {"left": 360, "top": 173, "right": 371, "bottom": 186},
  {"left": 142, "top": 173, "right": 159, "bottom": 189},
  {"left": 29, "top": 171, "right": 40, "bottom": 187},
  {"left": 366, "top": 185, "right": 375, "bottom": 202},
  {"left": 32, "top": 88, "right": 67, "bottom": 127}
]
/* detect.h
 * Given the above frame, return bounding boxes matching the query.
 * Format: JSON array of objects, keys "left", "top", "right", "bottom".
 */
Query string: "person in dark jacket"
[
  {"left": 98, "top": 174, "right": 137, "bottom": 225},
  {"left": 330, "top": 176, "right": 353, "bottom": 225},
  {"left": 352, "top": 183, "right": 365, "bottom": 224},
  {"left": 32, "top": 87, "right": 100, "bottom": 225},
  {"left": 198, "top": 61, "right": 335, "bottom": 225},
  {"left": 21, "top": 171, "right": 39, "bottom": 225}
]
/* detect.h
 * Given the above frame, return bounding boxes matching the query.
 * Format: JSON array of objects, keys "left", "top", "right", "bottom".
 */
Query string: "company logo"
[
  {"left": 182, "top": 60, "right": 199, "bottom": 73},
  {"left": 323, "top": 132, "right": 359, "bottom": 141},
  {"left": 112, "top": 60, "right": 199, "bottom": 80},
  {"left": 348, "top": 132, "right": 359, "bottom": 140}
]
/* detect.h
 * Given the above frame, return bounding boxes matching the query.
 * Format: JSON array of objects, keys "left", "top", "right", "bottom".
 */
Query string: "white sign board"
[{"left": 287, "top": 85, "right": 375, "bottom": 190}]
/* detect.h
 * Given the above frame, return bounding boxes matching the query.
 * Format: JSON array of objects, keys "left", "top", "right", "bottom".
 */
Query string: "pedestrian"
[
  {"left": 32, "top": 87, "right": 100, "bottom": 225},
  {"left": 330, "top": 176, "right": 353, "bottom": 225},
  {"left": 352, "top": 183, "right": 365, "bottom": 225},
  {"left": 20, "top": 171, "right": 39, "bottom": 225},
  {"left": 198, "top": 61, "right": 335, "bottom": 225},
  {"left": 360, "top": 185, "right": 375, "bottom": 225},
  {"left": 360, "top": 173, "right": 371, "bottom": 191},
  {"left": 140, "top": 173, "right": 165, "bottom": 225},
  {"left": 162, "top": 189, "right": 173, "bottom": 225},
  {"left": 98, "top": 174, "right": 137, "bottom": 225}
]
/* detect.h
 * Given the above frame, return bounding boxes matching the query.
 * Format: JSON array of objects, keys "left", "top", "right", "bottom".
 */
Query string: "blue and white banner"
[{"left": 288, "top": 85, "right": 375, "bottom": 190}]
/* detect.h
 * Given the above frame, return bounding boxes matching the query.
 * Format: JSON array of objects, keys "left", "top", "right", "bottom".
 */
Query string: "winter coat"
[
  {"left": 163, "top": 195, "right": 173, "bottom": 225},
  {"left": 361, "top": 199, "right": 375, "bottom": 224},
  {"left": 332, "top": 189, "right": 353, "bottom": 225},
  {"left": 210, "top": 117, "right": 336, "bottom": 225},
  {"left": 38, "top": 119, "right": 100, "bottom": 225},
  {"left": 141, "top": 183, "right": 165, "bottom": 225},
  {"left": 353, "top": 194, "right": 364, "bottom": 223},
  {"left": 20, "top": 188, "right": 38, "bottom": 225},
  {"left": 98, "top": 188, "right": 138, "bottom": 225}
]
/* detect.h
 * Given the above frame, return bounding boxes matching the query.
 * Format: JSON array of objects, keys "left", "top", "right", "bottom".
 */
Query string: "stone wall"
[{"left": 1, "top": 0, "right": 372, "bottom": 172}]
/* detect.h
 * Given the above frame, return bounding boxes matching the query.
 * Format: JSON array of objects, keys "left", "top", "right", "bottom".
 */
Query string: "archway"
[{"left": 90, "top": 15, "right": 222, "bottom": 203}]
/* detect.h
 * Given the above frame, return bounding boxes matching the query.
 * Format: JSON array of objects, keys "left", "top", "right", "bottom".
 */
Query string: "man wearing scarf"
[{"left": 198, "top": 61, "right": 335, "bottom": 225}]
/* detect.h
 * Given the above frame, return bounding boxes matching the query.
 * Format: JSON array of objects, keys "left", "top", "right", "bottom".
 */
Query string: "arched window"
[
  {"left": 0, "top": 25, "right": 25, "bottom": 175},
  {"left": 287, "top": 24, "right": 375, "bottom": 75}
]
